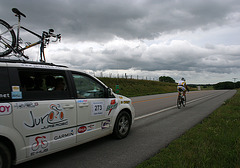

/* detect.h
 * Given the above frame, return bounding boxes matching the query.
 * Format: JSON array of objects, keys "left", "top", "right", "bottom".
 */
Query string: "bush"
[
  {"left": 159, "top": 76, "right": 175, "bottom": 83},
  {"left": 214, "top": 81, "right": 235, "bottom": 90}
]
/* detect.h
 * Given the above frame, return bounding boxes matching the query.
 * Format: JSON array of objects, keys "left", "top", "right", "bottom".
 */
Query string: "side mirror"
[{"left": 107, "top": 88, "right": 114, "bottom": 97}]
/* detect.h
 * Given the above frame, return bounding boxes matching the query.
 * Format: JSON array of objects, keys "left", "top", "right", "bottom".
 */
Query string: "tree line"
[
  {"left": 213, "top": 81, "right": 240, "bottom": 90},
  {"left": 158, "top": 76, "right": 240, "bottom": 90}
]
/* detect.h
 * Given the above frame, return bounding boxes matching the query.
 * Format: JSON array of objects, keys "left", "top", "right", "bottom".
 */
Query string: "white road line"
[{"left": 135, "top": 106, "right": 176, "bottom": 120}]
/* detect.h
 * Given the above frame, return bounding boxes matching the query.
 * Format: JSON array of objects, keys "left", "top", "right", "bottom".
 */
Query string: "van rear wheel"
[
  {"left": 113, "top": 111, "right": 131, "bottom": 139},
  {"left": 0, "top": 142, "right": 11, "bottom": 168}
]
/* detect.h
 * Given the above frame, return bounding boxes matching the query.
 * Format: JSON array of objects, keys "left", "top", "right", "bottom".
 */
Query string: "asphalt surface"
[{"left": 15, "top": 90, "right": 236, "bottom": 168}]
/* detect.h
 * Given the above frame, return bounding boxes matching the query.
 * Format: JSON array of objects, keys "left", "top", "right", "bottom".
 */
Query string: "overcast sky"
[{"left": 1, "top": 0, "right": 240, "bottom": 84}]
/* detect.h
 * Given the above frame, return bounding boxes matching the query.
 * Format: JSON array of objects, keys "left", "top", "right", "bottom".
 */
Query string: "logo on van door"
[
  {"left": 24, "top": 103, "right": 68, "bottom": 129},
  {"left": 29, "top": 134, "right": 50, "bottom": 156}
]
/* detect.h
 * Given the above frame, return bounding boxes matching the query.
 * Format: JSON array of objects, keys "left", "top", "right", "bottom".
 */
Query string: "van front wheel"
[
  {"left": 0, "top": 142, "right": 11, "bottom": 168},
  {"left": 113, "top": 111, "right": 131, "bottom": 139}
]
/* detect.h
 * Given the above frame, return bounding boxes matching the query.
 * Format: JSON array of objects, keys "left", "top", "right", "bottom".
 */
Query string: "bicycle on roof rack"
[{"left": 0, "top": 8, "right": 61, "bottom": 62}]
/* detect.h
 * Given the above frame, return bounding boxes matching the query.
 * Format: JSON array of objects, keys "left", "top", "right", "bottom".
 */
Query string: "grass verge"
[{"left": 136, "top": 89, "right": 240, "bottom": 168}]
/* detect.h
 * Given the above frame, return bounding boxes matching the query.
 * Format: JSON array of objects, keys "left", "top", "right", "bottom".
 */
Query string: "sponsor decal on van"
[
  {"left": 0, "top": 93, "right": 10, "bottom": 99},
  {"left": 14, "top": 102, "right": 39, "bottom": 109},
  {"left": 0, "top": 103, "right": 12, "bottom": 115},
  {"left": 29, "top": 134, "right": 50, "bottom": 156},
  {"left": 106, "top": 99, "right": 118, "bottom": 115},
  {"left": 24, "top": 103, "right": 68, "bottom": 130},
  {"left": 92, "top": 101, "right": 104, "bottom": 116},
  {"left": 121, "top": 101, "right": 130, "bottom": 104},
  {"left": 78, "top": 126, "right": 87, "bottom": 133},
  {"left": 53, "top": 128, "right": 75, "bottom": 141},
  {"left": 77, "top": 123, "right": 96, "bottom": 134},
  {"left": 101, "top": 119, "right": 110, "bottom": 129}
]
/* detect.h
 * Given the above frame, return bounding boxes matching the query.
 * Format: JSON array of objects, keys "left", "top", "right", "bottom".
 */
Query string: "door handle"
[
  {"left": 63, "top": 105, "right": 75, "bottom": 109},
  {"left": 78, "top": 103, "right": 89, "bottom": 108}
]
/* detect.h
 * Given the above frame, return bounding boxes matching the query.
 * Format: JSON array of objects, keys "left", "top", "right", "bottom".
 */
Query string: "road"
[{"left": 15, "top": 90, "right": 236, "bottom": 168}]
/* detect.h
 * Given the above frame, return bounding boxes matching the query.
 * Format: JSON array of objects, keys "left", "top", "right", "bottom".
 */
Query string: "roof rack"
[{"left": 0, "top": 58, "right": 68, "bottom": 68}]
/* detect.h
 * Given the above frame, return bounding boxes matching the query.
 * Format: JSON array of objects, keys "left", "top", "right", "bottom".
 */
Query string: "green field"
[
  {"left": 98, "top": 77, "right": 178, "bottom": 97},
  {"left": 136, "top": 89, "right": 240, "bottom": 168}
]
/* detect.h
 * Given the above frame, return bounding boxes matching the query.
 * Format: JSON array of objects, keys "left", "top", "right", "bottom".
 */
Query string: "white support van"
[{"left": 0, "top": 59, "right": 135, "bottom": 168}]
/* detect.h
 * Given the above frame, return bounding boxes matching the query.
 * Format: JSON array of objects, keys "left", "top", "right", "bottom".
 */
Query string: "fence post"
[{"left": 116, "top": 84, "right": 119, "bottom": 94}]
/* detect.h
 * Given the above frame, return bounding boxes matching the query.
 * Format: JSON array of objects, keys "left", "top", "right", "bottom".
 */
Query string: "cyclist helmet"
[{"left": 181, "top": 77, "right": 185, "bottom": 81}]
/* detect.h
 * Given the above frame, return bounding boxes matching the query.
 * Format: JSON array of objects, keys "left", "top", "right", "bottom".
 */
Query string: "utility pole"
[{"left": 233, "top": 78, "right": 237, "bottom": 89}]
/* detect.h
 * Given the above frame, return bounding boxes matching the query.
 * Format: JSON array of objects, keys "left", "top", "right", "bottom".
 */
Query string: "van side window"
[
  {"left": 19, "top": 69, "right": 70, "bottom": 100},
  {"left": 72, "top": 73, "right": 105, "bottom": 99},
  {"left": 0, "top": 67, "right": 11, "bottom": 101}
]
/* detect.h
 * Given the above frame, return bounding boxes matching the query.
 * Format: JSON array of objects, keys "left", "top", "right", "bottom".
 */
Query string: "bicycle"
[
  {"left": 0, "top": 8, "right": 61, "bottom": 62},
  {"left": 177, "top": 89, "right": 186, "bottom": 109}
]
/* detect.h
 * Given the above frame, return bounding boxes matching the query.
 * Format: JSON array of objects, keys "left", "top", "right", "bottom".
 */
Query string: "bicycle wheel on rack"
[
  {"left": 177, "top": 96, "right": 181, "bottom": 109},
  {"left": 0, "top": 19, "right": 16, "bottom": 57}
]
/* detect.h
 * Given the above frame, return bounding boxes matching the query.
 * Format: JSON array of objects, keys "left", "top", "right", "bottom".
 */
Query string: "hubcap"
[{"left": 118, "top": 116, "right": 129, "bottom": 135}]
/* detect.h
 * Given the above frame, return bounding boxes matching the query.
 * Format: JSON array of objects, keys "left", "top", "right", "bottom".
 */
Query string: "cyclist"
[{"left": 177, "top": 78, "right": 189, "bottom": 99}]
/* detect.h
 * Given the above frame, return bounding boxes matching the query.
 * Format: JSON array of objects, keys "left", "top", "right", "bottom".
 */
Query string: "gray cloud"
[
  {"left": 1, "top": 0, "right": 240, "bottom": 42},
  {"left": 1, "top": 0, "right": 240, "bottom": 83},
  {"left": 46, "top": 39, "right": 240, "bottom": 75}
]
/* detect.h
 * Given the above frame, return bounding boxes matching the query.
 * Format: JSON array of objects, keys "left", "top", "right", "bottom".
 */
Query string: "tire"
[
  {"left": 183, "top": 95, "right": 186, "bottom": 107},
  {"left": 0, "top": 142, "right": 11, "bottom": 168},
  {"left": 177, "top": 96, "right": 181, "bottom": 109},
  {"left": 112, "top": 111, "right": 131, "bottom": 139},
  {"left": 0, "top": 19, "right": 16, "bottom": 57}
]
